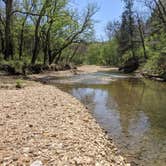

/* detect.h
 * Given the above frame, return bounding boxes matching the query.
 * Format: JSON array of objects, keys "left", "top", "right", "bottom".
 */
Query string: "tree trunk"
[
  {"left": 19, "top": 15, "right": 28, "bottom": 60},
  {"left": 55, "top": 52, "right": 62, "bottom": 64},
  {"left": 4, "top": 0, "right": 13, "bottom": 60},
  {"left": 0, "top": 29, "right": 5, "bottom": 54},
  {"left": 31, "top": 18, "right": 41, "bottom": 65},
  {"left": 68, "top": 45, "right": 79, "bottom": 63},
  {"left": 137, "top": 15, "right": 147, "bottom": 60},
  {"left": 43, "top": 22, "right": 52, "bottom": 65},
  {"left": 31, "top": 0, "right": 49, "bottom": 65}
]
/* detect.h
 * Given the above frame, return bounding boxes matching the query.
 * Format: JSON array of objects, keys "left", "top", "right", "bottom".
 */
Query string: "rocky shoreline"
[{"left": 0, "top": 76, "right": 130, "bottom": 166}]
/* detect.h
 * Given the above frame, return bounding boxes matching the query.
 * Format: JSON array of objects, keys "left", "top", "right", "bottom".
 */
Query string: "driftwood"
[{"left": 142, "top": 72, "right": 166, "bottom": 82}]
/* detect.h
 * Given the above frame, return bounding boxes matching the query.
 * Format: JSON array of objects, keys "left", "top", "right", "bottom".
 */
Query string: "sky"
[{"left": 71, "top": 0, "right": 124, "bottom": 40}]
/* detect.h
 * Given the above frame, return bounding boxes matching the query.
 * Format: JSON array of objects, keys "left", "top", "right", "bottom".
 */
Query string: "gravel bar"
[{"left": 0, "top": 83, "right": 130, "bottom": 166}]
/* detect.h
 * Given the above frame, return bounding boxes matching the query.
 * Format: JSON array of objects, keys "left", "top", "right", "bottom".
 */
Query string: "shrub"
[
  {"left": 15, "top": 79, "right": 23, "bottom": 89},
  {"left": 144, "top": 52, "right": 166, "bottom": 76}
]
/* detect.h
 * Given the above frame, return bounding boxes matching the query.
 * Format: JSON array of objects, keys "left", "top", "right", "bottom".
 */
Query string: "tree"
[
  {"left": 0, "top": 8, "right": 5, "bottom": 55},
  {"left": 136, "top": 13, "right": 147, "bottom": 60},
  {"left": 0, "top": 0, "right": 97, "bottom": 66},
  {"left": 46, "top": 3, "right": 97, "bottom": 65},
  {"left": 18, "top": 0, "right": 35, "bottom": 60},
  {"left": 3, "top": 0, "right": 14, "bottom": 60},
  {"left": 31, "top": 0, "right": 50, "bottom": 64},
  {"left": 144, "top": 0, "right": 166, "bottom": 30},
  {"left": 120, "top": 0, "right": 136, "bottom": 59}
]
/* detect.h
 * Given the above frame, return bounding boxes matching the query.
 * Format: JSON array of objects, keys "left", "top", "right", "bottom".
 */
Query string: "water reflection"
[{"left": 55, "top": 74, "right": 166, "bottom": 166}]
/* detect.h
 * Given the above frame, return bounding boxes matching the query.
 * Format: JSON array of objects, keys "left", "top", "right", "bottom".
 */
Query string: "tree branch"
[{"left": 11, "top": 10, "right": 49, "bottom": 17}]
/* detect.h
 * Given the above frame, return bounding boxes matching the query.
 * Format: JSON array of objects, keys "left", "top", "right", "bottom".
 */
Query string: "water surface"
[{"left": 52, "top": 71, "right": 166, "bottom": 166}]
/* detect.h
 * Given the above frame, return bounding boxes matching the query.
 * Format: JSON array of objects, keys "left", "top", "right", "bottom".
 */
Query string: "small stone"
[
  {"left": 30, "top": 160, "right": 43, "bottom": 166},
  {"left": 29, "top": 124, "right": 33, "bottom": 128},
  {"left": 51, "top": 134, "right": 57, "bottom": 137},
  {"left": 6, "top": 114, "right": 10, "bottom": 118},
  {"left": 95, "top": 162, "right": 102, "bottom": 166},
  {"left": 23, "top": 147, "right": 31, "bottom": 153},
  {"left": 22, "top": 156, "right": 30, "bottom": 163},
  {"left": 12, "top": 157, "right": 18, "bottom": 161}
]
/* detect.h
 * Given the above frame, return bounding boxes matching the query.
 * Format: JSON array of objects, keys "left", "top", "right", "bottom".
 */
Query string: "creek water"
[{"left": 49, "top": 70, "right": 166, "bottom": 166}]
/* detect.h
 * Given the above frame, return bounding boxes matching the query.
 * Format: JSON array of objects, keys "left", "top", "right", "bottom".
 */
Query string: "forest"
[
  {"left": 82, "top": 0, "right": 166, "bottom": 80},
  {"left": 0, "top": 0, "right": 165, "bottom": 80}
]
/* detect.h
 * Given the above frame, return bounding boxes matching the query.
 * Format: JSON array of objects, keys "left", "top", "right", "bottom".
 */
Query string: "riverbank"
[
  {"left": 28, "top": 65, "right": 118, "bottom": 83},
  {"left": 0, "top": 75, "right": 129, "bottom": 165}
]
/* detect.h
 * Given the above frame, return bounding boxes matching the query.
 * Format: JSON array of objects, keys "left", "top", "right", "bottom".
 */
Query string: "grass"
[{"left": 15, "top": 79, "right": 23, "bottom": 89}]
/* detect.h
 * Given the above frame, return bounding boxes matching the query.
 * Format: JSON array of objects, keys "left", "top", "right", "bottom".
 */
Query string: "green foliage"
[
  {"left": 0, "top": 0, "right": 96, "bottom": 68},
  {"left": 143, "top": 29, "right": 166, "bottom": 76},
  {"left": 15, "top": 79, "right": 23, "bottom": 89},
  {"left": 144, "top": 53, "right": 166, "bottom": 75},
  {"left": 85, "top": 43, "right": 102, "bottom": 65},
  {"left": 100, "top": 40, "right": 119, "bottom": 65},
  {"left": 141, "top": 47, "right": 166, "bottom": 77},
  {"left": 105, "top": 0, "right": 166, "bottom": 77},
  {"left": 0, "top": 60, "right": 24, "bottom": 73},
  {"left": 81, "top": 40, "right": 119, "bottom": 66},
  {"left": 10, "top": 61, "right": 23, "bottom": 73},
  {"left": 121, "top": 51, "right": 133, "bottom": 63}
]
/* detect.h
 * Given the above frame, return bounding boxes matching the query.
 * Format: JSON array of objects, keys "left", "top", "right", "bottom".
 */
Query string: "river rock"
[
  {"left": 30, "top": 160, "right": 43, "bottom": 166},
  {"left": 0, "top": 83, "right": 129, "bottom": 165}
]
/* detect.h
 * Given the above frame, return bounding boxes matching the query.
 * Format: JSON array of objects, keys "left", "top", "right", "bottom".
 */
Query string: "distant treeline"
[{"left": 79, "top": 0, "right": 165, "bottom": 79}]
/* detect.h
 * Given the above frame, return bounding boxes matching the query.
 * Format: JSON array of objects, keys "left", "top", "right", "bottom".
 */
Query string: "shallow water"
[{"left": 52, "top": 71, "right": 166, "bottom": 166}]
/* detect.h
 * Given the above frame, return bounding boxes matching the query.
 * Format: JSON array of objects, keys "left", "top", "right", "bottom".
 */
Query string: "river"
[{"left": 49, "top": 70, "right": 166, "bottom": 166}]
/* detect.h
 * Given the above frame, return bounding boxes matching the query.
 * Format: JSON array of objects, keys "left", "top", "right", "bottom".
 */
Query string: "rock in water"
[
  {"left": 30, "top": 160, "right": 43, "bottom": 166},
  {"left": 119, "top": 57, "right": 139, "bottom": 73}
]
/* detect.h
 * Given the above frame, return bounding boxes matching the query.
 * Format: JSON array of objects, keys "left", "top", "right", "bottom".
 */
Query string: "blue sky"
[{"left": 71, "top": 0, "right": 124, "bottom": 40}]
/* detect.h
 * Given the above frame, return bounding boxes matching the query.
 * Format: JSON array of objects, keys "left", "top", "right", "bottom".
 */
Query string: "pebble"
[
  {"left": 30, "top": 160, "right": 43, "bottom": 166},
  {"left": 0, "top": 84, "right": 129, "bottom": 165}
]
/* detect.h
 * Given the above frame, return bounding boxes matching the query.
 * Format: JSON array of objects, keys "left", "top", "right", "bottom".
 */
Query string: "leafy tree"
[{"left": 0, "top": 0, "right": 97, "bottom": 71}]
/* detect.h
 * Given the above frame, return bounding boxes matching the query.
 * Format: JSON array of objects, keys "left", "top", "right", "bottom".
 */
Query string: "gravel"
[{"left": 0, "top": 82, "right": 130, "bottom": 166}]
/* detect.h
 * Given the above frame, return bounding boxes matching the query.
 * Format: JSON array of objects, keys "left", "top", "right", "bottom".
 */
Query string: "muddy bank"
[{"left": 0, "top": 79, "right": 129, "bottom": 165}]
